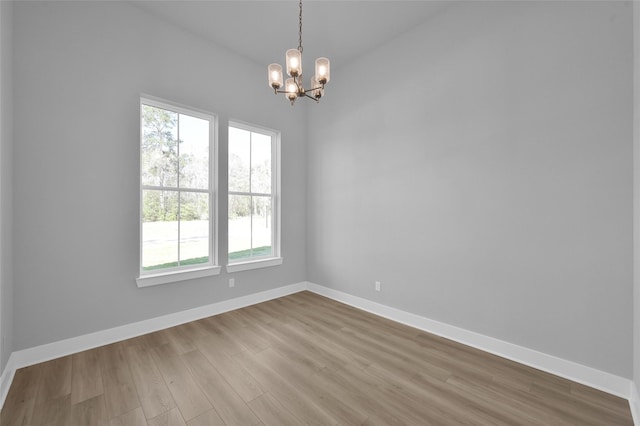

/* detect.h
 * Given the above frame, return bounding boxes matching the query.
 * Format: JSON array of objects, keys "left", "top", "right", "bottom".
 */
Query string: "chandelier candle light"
[{"left": 268, "top": 0, "right": 330, "bottom": 105}]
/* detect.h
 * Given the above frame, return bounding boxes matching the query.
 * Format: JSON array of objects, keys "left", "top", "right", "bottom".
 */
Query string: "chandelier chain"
[{"left": 298, "top": 0, "right": 303, "bottom": 52}]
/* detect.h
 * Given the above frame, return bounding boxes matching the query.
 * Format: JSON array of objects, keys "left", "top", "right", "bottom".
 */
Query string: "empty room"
[{"left": 0, "top": 0, "right": 639, "bottom": 424}]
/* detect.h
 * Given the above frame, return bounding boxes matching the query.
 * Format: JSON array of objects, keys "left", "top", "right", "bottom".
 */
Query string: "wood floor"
[{"left": 0, "top": 291, "right": 633, "bottom": 425}]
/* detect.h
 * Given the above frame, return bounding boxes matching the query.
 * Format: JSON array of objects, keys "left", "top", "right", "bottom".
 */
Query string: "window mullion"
[
  {"left": 250, "top": 196, "right": 254, "bottom": 258},
  {"left": 209, "top": 119, "right": 214, "bottom": 269},
  {"left": 229, "top": 190, "right": 271, "bottom": 197},
  {"left": 249, "top": 131, "right": 253, "bottom": 257},
  {"left": 143, "top": 185, "right": 208, "bottom": 193},
  {"left": 176, "top": 114, "right": 181, "bottom": 266}
]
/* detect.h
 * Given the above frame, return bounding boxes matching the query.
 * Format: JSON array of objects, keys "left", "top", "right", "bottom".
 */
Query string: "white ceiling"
[{"left": 131, "top": 1, "right": 452, "bottom": 70}]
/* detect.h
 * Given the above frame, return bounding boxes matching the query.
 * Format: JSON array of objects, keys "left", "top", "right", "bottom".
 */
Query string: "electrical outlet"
[
  {"left": 375, "top": 281, "right": 381, "bottom": 292},
  {"left": 229, "top": 278, "right": 235, "bottom": 288}
]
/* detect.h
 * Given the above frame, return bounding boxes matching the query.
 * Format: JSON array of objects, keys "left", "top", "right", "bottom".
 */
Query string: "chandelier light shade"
[
  {"left": 268, "top": 0, "right": 330, "bottom": 105},
  {"left": 285, "top": 78, "right": 298, "bottom": 102},
  {"left": 286, "top": 49, "right": 302, "bottom": 77},
  {"left": 268, "top": 63, "right": 283, "bottom": 89},
  {"left": 315, "top": 57, "right": 330, "bottom": 84},
  {"left": 311, "top": 76, "right": 323, "bottom": 99}
]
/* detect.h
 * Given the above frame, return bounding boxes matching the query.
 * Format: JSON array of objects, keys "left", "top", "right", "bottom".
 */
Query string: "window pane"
[
  {"left": 179, "top": 114, "right": 209, "bottom": 190},
  {"left": 252, "top": 196, "right": 273, "bottom": 257},
  {"left": 228, "top": 127, "right": 250, "bottom": 192},
  {"left": 251, "top": 132, "right": 272, "bottom": 194},
  {"left": 228, "top": 194, "right": 251, "bottom": 260},
  {"left": 142, "top": 190, "right": 178, "bottom": 270},
  {"left": 141, "top": 105, "right": 178, "bottom": 187},
  {"left": 180, "top": 192, "right": 209, "bottom": 265}
]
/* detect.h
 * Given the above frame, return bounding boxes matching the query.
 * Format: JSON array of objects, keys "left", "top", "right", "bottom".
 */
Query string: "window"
[
  {"left": 228, "top": 121, "right": 281, "bottom": 272},
  {"left": 137, "top": 97, "right": 219, "bottom": 287}
]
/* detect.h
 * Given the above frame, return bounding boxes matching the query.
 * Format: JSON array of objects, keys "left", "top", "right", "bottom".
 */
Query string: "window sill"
[
  {"left": 136, "top": 265, "right": 222, "bottom": 288},
  {"left": 226, "top": 257, "right": 283, "bottom": 273}
]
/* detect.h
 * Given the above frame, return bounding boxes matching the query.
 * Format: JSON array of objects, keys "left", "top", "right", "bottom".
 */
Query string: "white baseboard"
[
  {"left": 0, "top": 353, "right": 16, "bottom": 409},
  {"left": 630, "top": 382, "right": 640, "bottom": 426},
  {"left": 0, "top": 281, "right": 306, "bottom": 409},
  {"left": 306, "top": 282, "right": 632, "bottom": 400}
]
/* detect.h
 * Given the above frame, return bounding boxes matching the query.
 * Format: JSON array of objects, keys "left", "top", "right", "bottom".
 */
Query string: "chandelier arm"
[
  {"left": 274, "top": 89, "right": 295, "bottom": 95},
  {"left": 274, "top": 88, "right": 310, "bottom": 95},
  {"left": 304, "top": 93, "right": 320, "bottom": 102}
]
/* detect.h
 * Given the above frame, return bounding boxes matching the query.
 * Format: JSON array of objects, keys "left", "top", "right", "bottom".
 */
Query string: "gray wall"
[
  {"left": 12, "top": 1, "right": 307, "bottom": 351},
  {"left": 307, "top": 1, "right": 633, "bottom": 377},
  {"left": 0, "top": 0, "right": 14, "bottom": 372}
]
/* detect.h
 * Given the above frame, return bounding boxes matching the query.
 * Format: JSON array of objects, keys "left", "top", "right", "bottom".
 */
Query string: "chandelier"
[{"left": 267, "top": 0, "right": 330, "bottom": 105}]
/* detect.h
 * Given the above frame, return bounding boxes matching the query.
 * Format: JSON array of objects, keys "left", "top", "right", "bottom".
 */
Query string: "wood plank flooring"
[{"left": 0, "top": 291, "right": 633, "bottom": 425}]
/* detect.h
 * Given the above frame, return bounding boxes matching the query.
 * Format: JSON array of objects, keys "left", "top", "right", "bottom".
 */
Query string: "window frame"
[
  {"left": 136, "top": 95, "right": 220, "bottom": 287},
  {"left": 227, "top": 120, "right": 282, "bottom": 273}
]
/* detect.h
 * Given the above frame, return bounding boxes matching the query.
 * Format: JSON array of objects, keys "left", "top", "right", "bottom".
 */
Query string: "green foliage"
[
  {"left": 143, "top": 190, "right": 178, "bottom": 222},
  {"left": 143, "top": 191, "right": 208, "bottom": 222},
  {"left": 141, "top": 105, "right": 179, "bottom": 188},
  {"left": 228, "top": 195, "right": 271, "bottom": 220},
  {"left": 229, "top": 153, "right": 249, "bottom": 193},
  {"left": 142, "top": 105, "right": 209, "bottom": 223},
  {"left": 229, "top": 194, "right": 251, "bottom": 219},
  {"left": 142, "top": 255, "right": 209, "bottom": 271},
  {"left": 180, "top": 192, "right": 209, "bottom": 221},
  {"left": 228, "top": 148, "right": 272, "bottom": 220},
  {"left": 228, "top": 245, "right": 272, "bottom": 260}
]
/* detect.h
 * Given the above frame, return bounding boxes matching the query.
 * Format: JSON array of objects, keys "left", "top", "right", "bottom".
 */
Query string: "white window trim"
[
  {"left": 136, "top": 265, "right": 222, "bottom": 288},
  {"left": 137, "top": 95, "right": 220, "bottom": 287},
  {"left": 226, "top": 120, "right": 282, "bottom": 272},
  {"left": 226, "top": 257, "right": 283, "bottom": 273}
]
